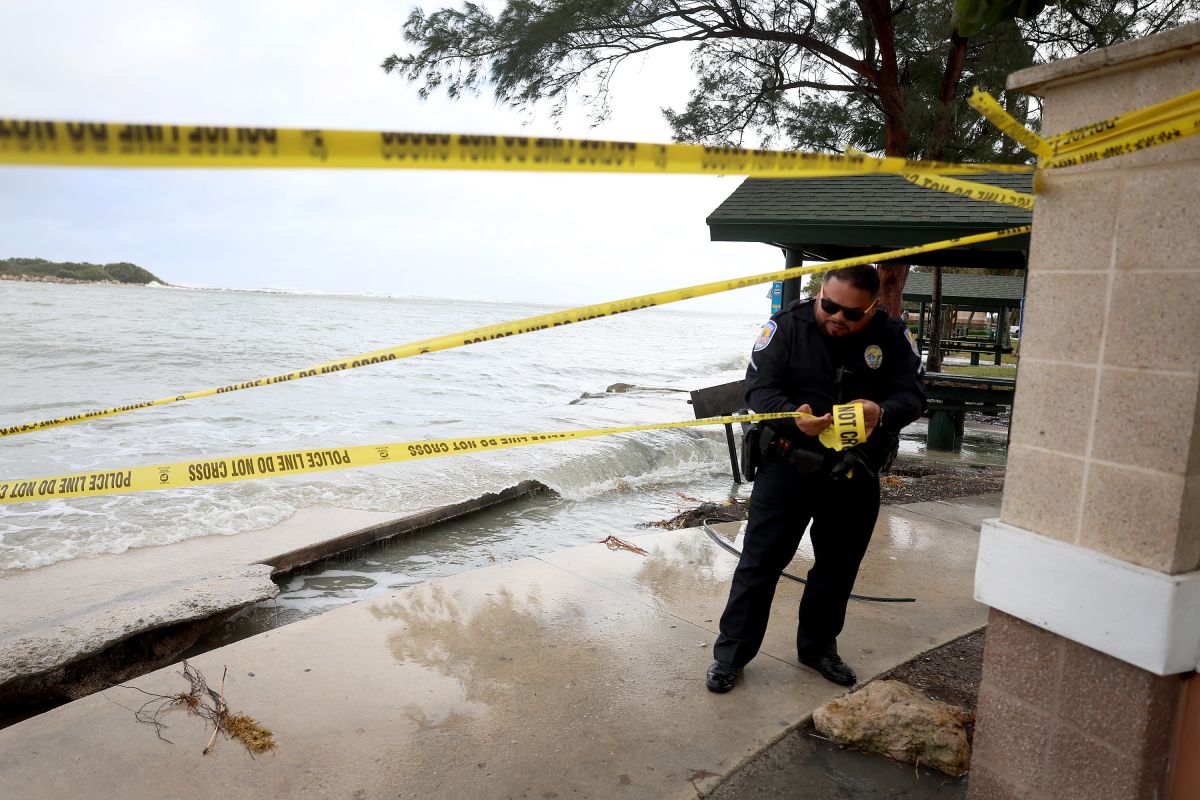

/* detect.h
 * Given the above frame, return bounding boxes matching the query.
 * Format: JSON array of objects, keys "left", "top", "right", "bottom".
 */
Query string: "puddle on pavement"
[
  {"left": 899, "top": 420, "right": 1008, "bottom": 468},
  {"left": 711, "top": 723, "right": 967, "bottom": 799},
  {"left": 186, "top": 470, "right": 744, "bottom": 653}
]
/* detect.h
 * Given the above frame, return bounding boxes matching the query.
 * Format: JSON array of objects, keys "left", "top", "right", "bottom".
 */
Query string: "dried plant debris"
[
  {"left": 221, "top": 712, "right": 277, "bottom": 755},
  {"left": 599, "top": 535, "right": 649, "bottom": 555},
  {"left": 122, "top": 661, "right": 276, "bottom": 756}
]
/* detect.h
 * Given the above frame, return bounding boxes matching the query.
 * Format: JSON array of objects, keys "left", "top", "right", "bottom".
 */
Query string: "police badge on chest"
[{"left": 864, "top": 344, "right": 883, "bottom": 370}]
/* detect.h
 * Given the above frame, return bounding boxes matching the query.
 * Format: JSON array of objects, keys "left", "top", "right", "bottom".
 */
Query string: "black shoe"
[
  {"left": 799, "top": 653, "right": 857, "bottom": 686},
  {"left": 706, "top": 661, "right": 742, "bottom": 693}
]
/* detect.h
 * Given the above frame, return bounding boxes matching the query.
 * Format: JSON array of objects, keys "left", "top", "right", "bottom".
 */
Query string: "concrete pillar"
[{"left": 970, "top": 23, "right": 1200, "bottom": 800}]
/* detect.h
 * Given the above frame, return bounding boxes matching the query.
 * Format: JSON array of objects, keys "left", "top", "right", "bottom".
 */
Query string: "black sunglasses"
[{"left": 819, "top": 292, "right": 878, "bottom": 322}]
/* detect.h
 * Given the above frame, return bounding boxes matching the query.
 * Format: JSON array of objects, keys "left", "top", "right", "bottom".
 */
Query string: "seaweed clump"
[{"left": 122, "top": 661, "right": 276, "bottom": 756}]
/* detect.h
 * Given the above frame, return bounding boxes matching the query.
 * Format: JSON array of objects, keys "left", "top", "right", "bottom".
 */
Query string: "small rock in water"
[{"left": 812, "top": 680, "right": 971, "bottom": 776}]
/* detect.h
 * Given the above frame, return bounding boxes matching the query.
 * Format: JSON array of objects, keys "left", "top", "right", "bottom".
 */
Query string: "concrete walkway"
[
  {"left": 0, "top": 484, "right": 543, "bottom": 697},
  {"left": 0, "top": 494, "right": 997, "bottom": 799}
]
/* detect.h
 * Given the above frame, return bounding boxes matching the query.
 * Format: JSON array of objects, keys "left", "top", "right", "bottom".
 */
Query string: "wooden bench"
[{"left": 918, "top": 338, "right": 1014, "bottom": 366}]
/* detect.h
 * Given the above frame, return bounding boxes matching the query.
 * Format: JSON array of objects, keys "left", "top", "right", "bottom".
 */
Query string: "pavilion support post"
[
  {"left": 995, "top": 304, "right": 1007, "bottom": 366},
  {"left": 928, "top": 267, "right": 944, "bottom": 372},
  {"left": 781, "top": 248, "right": 808, "bottom": 308}
]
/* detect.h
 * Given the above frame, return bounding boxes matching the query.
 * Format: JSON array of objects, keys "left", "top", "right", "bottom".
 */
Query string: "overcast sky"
[{"left": 0, "top": 2, "right": 780, "bottom": 314}]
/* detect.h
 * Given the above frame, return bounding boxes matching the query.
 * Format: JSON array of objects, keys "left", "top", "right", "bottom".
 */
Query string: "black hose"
[{"left": 700, "top": 519, "right": 916, "bottom": 604}]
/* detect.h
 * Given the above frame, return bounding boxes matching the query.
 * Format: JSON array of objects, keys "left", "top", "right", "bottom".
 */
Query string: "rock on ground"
[{"left": 812, "top": 679, "right": 972, "bottom": 777}]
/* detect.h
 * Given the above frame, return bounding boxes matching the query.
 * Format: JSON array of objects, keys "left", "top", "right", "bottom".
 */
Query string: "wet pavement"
[
  {"left": 709, "top": 722, "right": 966, "bottom": 799},
  {"left": 0, "top": 494, "right": 997, "bottom": 799}
]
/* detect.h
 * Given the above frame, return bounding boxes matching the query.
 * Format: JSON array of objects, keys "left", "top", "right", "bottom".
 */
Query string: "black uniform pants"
[{"left": 712, "top": 455, "right": 880, "bottom": 668}]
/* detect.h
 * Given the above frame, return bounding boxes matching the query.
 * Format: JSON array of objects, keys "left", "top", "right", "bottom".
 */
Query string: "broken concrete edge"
[
  {"left": 261, "top": 480, "right": 551, "bottom": 573},
  {"left": 698, "top": 625, "right": 987, "bottom": 796},
  {"left": 697, "top": 711, "right": 820, "bottom": 796},
  {"left": 0, "top": 609, "right": 245, "bottom": 718},
  {"left": 0, "top": 480, "right": 552, "bottom": 716},
  {"left": 0, "top": 566, "right": 279, "bottom": 686}
]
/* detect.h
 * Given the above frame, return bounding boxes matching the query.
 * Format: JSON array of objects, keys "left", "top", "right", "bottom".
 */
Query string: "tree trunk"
[
  {"left": 916, "top": 28, "right": 969, "bottom": 366},
  {"left": 878, "top": 264, "right": 907, "bottom": 317},
  {"left": 925, "top": 33, "right": 970, "bottom": 161},
  {"left": 865, "top": 0, "right": 909, "bottom": 158},
  {"left": 864, "top": 1, "right": 911, "bottom": 318}
]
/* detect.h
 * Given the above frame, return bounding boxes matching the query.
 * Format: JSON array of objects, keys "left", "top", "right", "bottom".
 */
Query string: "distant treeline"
[{"left": 1, "top": 257, "right": 165, "bottom": 284}]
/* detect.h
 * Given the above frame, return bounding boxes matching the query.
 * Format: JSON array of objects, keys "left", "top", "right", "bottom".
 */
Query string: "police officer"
[{"left": 706, "top": 264, "right": 925, "bottom": 692}]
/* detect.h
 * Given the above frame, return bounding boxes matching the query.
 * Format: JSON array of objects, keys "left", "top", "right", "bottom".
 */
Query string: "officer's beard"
[{"left": 818, "top": 317, "right": 853, "bottom": 337}]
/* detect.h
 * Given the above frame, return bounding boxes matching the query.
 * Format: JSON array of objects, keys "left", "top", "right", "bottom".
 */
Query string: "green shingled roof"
[
  {"left": 706, "top": 172, "right": 1032, "bottom": 269},
  {"left": 902, "top": 272, "right": 1025, "bottom": 309}
]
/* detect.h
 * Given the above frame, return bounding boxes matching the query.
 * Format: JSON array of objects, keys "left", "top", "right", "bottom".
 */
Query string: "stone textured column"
[{"left": 969, "top": 23, "right": 1200, "bottom": 800}]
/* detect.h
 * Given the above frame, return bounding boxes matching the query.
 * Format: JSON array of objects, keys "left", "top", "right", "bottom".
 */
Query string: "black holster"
[
  {"left": 742, "top": 426, "right": 825, "bottom": 480},
  {"left": 740, "top": 423, "right": 761, "bottom": 481}
]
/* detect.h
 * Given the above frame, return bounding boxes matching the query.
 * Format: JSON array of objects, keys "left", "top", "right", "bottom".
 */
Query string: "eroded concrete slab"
[
  {"left": 0, "top": 497, "right": 988, "bottom": 800},
  {"left": 0, "top": 484, "right": 544, "bottom": 700},
  {"left": 0, "top": 506, "right": 389, "bottom": 693}
]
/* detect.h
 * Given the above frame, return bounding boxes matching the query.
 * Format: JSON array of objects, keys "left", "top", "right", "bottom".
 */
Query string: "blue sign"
[{"left": 770, "top": 281, "right": 784, "bottom": 314}]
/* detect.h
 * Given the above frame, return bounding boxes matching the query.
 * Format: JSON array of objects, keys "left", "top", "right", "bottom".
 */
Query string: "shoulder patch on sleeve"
[
  {"left": 753, "top": 320, "right": 778, "bottom": 351},
  {"left": 903, "top": 327, "right": 920, "bottom": 357}
]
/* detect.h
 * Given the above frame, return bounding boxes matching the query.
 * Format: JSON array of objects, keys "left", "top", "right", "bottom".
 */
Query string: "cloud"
[{"left": 0, "top": 2, "right": 778, "bottom": 313}]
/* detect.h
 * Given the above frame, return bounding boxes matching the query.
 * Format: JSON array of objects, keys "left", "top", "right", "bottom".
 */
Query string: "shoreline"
[{"left": 0, "top": 274, "right": 152, "bottom": 286}]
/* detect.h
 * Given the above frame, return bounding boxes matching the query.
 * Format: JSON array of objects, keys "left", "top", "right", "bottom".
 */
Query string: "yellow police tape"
[
  {"left": 969, "top": 86, "right": 1200, "bottom": 169},
  {"left": 967, "top": 90, "right": 1053, "bottom": 160},
  {"left": 838, "top": 144, "right": 1033, "bottom": 210},
  {"left": 819, "top": 402, "right": 866, "bottom": 452},
  {"left": 0, "top": 226, "right": 1030, "bottom": 439},
  {"left": 0, "top": 406, "right": 866, "bottom": 505},
  {"left": 0, "top": 118, "right": 1032, "bottom": 178},
  {"left": 900, "top": 172, "right": 1034, "bottom": 210},
  {"left": 1044, "top": 107, "right": 1200, "bottom": 168},
  {"left": 1046, "top": 87, "right": 1200, "bottom": 151}
]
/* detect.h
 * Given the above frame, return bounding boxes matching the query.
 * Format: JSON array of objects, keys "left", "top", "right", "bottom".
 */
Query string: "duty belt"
[{"left": 771, "top": 434, "right": 878, "bottom": 479}]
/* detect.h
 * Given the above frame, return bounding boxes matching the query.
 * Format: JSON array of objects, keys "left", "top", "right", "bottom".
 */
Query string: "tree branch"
[{"left": 774, "top": 78, "right": 879, "bottom": 94}]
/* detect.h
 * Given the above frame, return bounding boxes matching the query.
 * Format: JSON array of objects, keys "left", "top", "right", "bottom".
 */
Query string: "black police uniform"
[{"left": 712, "top": 298, "right": 925, "bottom": 669}]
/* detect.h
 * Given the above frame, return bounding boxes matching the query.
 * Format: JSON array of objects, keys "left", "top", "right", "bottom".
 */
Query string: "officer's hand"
[
  {"left": 795, "top": 404, "right": 833, "bottom": 436},
  {"left": 848, "top": 399, "right": 882, "bottom": 438}
]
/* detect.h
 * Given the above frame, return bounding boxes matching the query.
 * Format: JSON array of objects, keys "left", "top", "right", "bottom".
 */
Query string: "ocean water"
[{"left": 0, "top": 280, "right": 767, "bottom": 573}]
